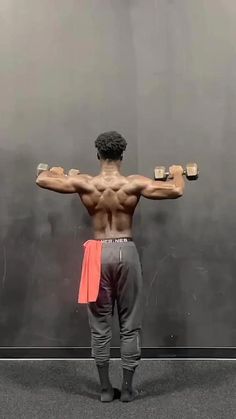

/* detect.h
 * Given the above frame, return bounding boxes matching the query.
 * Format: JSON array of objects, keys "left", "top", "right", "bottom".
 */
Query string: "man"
[{"left": 36, "top": 131, "right": 185, "bottom": 402}]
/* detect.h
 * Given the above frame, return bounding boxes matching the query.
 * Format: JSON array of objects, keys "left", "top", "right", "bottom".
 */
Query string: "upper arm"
[
  {"left": 128, "top": 175, "right": 182, "bottom": 200},
  {"left": 36, "top": 173, "right": 93, "bottom": 194}
]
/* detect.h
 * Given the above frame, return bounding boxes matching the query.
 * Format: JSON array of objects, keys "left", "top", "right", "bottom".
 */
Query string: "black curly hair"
[{"left": 95, "top": 131, "right": 127, "bottom": 161}]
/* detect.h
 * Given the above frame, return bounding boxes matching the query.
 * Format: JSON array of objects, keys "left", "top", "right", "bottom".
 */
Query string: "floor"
[{"left": 0, "top": 360, "right": 235, "bottom": 418}]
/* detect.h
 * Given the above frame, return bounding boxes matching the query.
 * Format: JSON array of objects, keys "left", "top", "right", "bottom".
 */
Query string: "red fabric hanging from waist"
[{"left": 78, "top": 240, "right": 102, "bottom": 304}]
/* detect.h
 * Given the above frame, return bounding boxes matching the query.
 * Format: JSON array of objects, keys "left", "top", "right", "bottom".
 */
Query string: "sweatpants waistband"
[{"left": 99, "top": 237, "right": 133, "bottom": 243}]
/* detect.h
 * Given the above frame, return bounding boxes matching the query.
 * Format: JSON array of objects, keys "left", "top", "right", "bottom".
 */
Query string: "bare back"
[{"left": 78, "top": 174, "right": 140, "bottom": 239}]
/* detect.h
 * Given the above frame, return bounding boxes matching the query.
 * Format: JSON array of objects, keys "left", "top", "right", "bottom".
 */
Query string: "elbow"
[
  {"left": 36, "top": 177, "right": 46, "bottom": 188},
  {"left": 172, "top": 187, "right": 184, "bottom": 199}
]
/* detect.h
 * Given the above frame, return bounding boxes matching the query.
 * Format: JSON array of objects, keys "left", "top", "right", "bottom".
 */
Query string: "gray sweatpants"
[{"left": 87, "top": 240, "right": 143, "bottom": 371}]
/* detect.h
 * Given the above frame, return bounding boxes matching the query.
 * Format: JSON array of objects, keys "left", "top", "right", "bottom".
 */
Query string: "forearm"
[
  {"left": 36, "top": 171, "right": 72, "bottom": 193},
  {"left": 37, "top": 171, "right": 67, "bottom": 181}
]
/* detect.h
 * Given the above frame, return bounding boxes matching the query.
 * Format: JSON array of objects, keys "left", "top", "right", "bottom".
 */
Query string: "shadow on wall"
[{"left": 0, "top": 145, "right": 91, "bottom": 346}]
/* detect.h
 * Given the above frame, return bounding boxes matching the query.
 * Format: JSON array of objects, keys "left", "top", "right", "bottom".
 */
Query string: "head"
[{"left": 95, "top": 131, "right": 127, "bottom": 162}]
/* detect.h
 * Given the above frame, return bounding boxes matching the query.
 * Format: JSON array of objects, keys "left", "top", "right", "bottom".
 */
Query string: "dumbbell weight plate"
[
  {"left": 185, "top": 163, "right": 199, "bottom": 180},
  {"left": 68, "top": 169, "right": 80, "bottom": 176},
  {"left": 37, "top": 163, "right": 49, "bottom": 176},
  {"left": 154, "top": 166, "right": 167, "bottom": 181}
]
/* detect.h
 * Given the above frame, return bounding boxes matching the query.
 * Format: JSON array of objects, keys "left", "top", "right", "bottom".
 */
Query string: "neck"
[{"left": 100, "top": 159, "right": 121, "bottom": 175}]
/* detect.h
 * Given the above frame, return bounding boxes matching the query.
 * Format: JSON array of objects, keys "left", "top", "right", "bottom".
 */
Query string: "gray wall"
[{"left": 0, "top": 0, "right": 236, "bottom": 348}]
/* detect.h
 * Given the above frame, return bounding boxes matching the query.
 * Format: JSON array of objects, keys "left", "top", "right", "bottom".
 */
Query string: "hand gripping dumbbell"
[
  {"left": 37, "top": 163, "right": 80, "bottom": 177},
  {"left": 154, "top": 163, "right": 199, "bottom": 181}
]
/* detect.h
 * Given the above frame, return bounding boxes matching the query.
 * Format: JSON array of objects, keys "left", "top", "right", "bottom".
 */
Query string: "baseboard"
[{"left": 0, "top": 347, "right": 236, "bottom": 359}]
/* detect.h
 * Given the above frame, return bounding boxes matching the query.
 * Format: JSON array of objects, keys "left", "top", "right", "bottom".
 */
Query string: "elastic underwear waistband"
[{"left": 100, "top": 237, "right": 133, "bottom": 243}]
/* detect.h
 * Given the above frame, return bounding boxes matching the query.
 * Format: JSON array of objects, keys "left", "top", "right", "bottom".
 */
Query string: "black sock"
[
  {"left": 122, "top": 368, "right": 134, "bottom": 392},
  {"left": 97, "top": 363, "right": 117, "bottom": 402},
  {"left": 97, "top": 363, "right": 112, "bottom": 391},
  {"left": 121, "top": 368, "right": 137, "bottom": 402}
]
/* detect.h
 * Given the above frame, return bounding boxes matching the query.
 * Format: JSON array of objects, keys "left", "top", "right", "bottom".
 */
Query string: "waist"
[{"left": 98, "top": 237, "right": 133, "bottom": 243}]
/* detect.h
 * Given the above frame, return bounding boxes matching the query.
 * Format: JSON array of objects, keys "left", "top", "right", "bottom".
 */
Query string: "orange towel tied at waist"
[{"left": 78, "top": 240, "right": 102, "bottom": 304}]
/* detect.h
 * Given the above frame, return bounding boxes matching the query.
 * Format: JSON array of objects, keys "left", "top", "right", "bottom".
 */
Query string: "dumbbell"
[
  {"left": 37, "top": 163, "right": 80, "bottom": 177},
  {"left": 154, "top": 163, "right": 199, "bottom": 181},
  {"left": 37, "top": 163, "right": 49, "bottom": 176}
]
